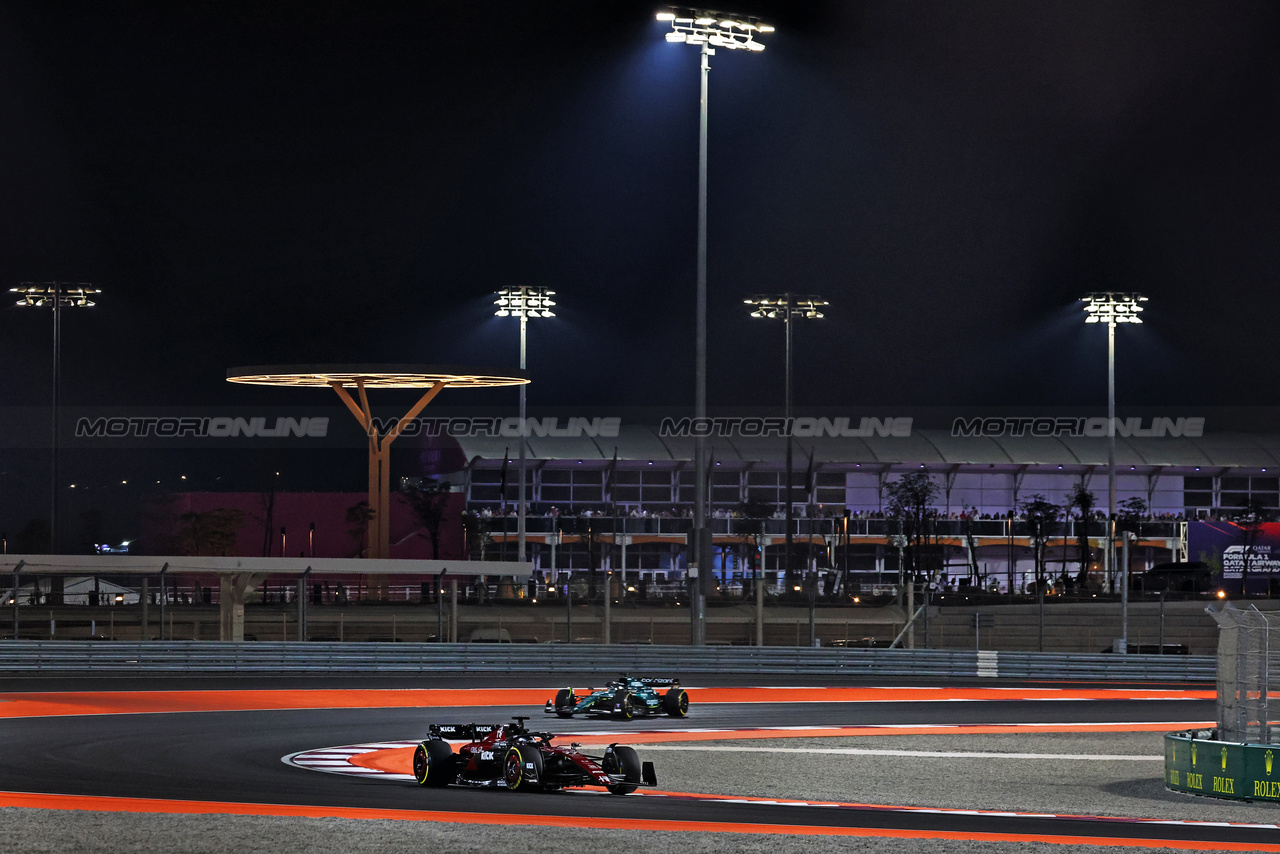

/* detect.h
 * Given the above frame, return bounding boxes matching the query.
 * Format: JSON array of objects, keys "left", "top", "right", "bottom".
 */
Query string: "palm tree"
[
  {"left": 885, "top": 472, "right": 939, "bottom": 582},
  {"left": 1069, "top": 483, "right": 1096, "bottom": 587},
  {"left": 1019, "top": 494, "right": 1060, "bottom": 592}
]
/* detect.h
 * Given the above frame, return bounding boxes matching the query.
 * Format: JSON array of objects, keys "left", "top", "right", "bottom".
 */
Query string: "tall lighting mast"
[
  {"left": 657, "top": 6, "right": 772, "bottom": 644},
  {"left": 495, "top": 286, "right": 556, "bottom": 567},
  {"left": 744, "top": 293, "right": 828, "bottom": 611},
  {"left": 1081, "top": 291, "right": 1147, "bottom": 608},
  {"left": 11, "top": 282, "right": 100, "bottom": 555}
]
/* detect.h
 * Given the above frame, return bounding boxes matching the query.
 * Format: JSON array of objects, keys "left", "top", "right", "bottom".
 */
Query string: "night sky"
[{"left": 2, "top": 1, "right": 1279, "bottom": 539}]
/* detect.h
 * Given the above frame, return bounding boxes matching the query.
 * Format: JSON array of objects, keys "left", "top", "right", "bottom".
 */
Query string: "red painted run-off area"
[{"left": 0, "top": 685, "right": 1212, "bottom": 719}]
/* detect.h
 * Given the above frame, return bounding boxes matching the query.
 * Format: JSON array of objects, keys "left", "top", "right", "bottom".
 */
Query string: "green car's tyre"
[
  {"left": 662, "top": 687, "right": 689, "bottom": 717},
  {"left": 554, "top": 687, "right": 576, "bottom": 718},
  {"left": 413, "top": 740, "right": 454, "bottom": 787},
  {"left": 613, "top": 691, "right": 635, "bottom": 720},
  {"left": 603, "top": 744, "right": 642, "bottom": 795}
]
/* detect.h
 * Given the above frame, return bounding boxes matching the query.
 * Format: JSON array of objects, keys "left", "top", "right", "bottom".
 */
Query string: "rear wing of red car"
[{"left": 428, "top": 723, "right": 499, "bottom": 741}]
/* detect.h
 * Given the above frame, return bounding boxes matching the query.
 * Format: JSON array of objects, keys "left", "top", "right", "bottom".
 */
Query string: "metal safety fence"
[{"left": 1211, "top": 603, "right": 1276, "bottom": 743}]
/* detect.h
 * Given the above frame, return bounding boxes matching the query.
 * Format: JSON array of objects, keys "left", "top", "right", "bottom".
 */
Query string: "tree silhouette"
[
  {"left": 885, "top": 472, "right": 939, "bottom": 580},
  {"left": 1069, "top": 483, "right": 1096, "bottom": 587},
  {"left": 178, "top": 508, "right": 245, "bottom": 556},
  {"left": 1019, "top": 494, "right": 1060, "bottom": 591},
  {"left": 736, "top": 497, "right": 775, "bottom": 592},
  {"left": 345, "top": 500, "right": 376, "bottom": 558},
  {"left": 402, "top": 479, "right": 452, "bottom": 559}
]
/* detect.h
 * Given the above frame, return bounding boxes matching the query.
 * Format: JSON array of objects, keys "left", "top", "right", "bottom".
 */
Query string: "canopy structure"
[
  {"left": 228, "top": 365, "right": 529, "bottom": 559},
  {"left": 226, "top": 364, "right": 531, "bottom": 390}
]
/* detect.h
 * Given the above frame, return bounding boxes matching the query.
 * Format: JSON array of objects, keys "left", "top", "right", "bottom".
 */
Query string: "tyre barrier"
[{"left": 1165, "top": 730, "right": 1280, "bottom": 802}]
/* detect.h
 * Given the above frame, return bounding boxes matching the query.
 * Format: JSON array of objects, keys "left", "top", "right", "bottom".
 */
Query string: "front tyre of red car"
[
  {"left": 554, "top": 687, "right": 576, "bottom": 718},
  {"left": 503, "top": 745, "right": 544, "bottom": 792},
  {"left": 413, "top": 740, "right": 454, "bottom": 787},
  {"left": 662, "top": 687, "right": 689, "bottom": 717},
  {"left": 602, "top": 745, "right": 642, "bottom": 795}
]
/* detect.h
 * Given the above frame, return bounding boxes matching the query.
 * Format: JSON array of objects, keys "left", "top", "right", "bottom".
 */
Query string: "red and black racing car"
[{"left": 412, "top": 716, "right": 657, "bottom": 795}]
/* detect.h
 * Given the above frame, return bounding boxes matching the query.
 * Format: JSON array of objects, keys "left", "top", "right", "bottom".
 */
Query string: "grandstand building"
[{"left": 444, "top": 412, "right": 1280, "bottom": 593}]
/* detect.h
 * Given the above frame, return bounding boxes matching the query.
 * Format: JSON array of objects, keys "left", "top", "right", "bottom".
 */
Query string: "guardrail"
[{"left": 0, "top": 641, "right": 1215, "bottom": 682}]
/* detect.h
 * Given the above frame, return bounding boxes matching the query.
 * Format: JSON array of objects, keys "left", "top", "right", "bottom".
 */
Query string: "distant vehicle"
[
  {"left": 546, "top": 674, "right": 688, "bottom": 720},
  {"left": 412, "top": 716, "right": 656, "bottom": 795},
  {"left": 1135, "top": 561, "right": 1214, "bottom": 593},
  {"left": 467, "top": 628, "right": 512, "bottom": 643},
  {"left": 828, "top": 637, "right": 892, "bottom": 648}
]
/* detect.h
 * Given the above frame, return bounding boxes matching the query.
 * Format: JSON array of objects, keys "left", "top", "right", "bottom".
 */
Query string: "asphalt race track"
[{"left": 1, "top": 676, "right": 1277, "bottom": 852}]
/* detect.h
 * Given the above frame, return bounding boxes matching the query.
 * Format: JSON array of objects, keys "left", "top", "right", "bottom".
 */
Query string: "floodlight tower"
[
  {"left": 11, "top": 282, "right": 100, "bottom": 554},
  {"left": 745, "top": 294, "right": 828, "bottom": 628},
  {"left": 657, "top": 7, "right": 772, "bottom": 645},
  {"left": 1081, "top": 291, "right": 1147, "bottom": 611},
  {"left": 495, "top": 286, "right": 556, "bottom": 566}
]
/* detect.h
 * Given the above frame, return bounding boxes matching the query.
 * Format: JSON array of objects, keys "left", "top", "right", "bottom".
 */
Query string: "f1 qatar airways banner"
[{"left": 1189, "top": 521, "right": 1280, "bottom": 592}]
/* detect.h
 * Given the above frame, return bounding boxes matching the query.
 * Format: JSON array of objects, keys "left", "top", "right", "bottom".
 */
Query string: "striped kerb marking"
[{"left": 284, "top": 742, "right": 419, "bottom": 781}]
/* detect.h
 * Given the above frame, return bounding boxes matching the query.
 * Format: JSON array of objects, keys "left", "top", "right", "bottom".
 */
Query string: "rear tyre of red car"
[
  {"left": 413, "top": 740, "right": 454, "bottom": 787},
  {"left": 603, "top": 745, "right": 642, "bottom": 795},
  {"left": 503, "top": 745, "right": 544, "bottom": 792},
  {"left": 662, "top": 687, "right": 689, "bottom": 717},
  {"left": 554, "top": 687, "right": 576, "bottom": 718}
]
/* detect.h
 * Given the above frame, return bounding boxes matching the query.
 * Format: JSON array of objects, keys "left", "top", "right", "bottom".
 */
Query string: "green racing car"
[{"left": 545, "top": 674, "right": 689, "bottom": 720}]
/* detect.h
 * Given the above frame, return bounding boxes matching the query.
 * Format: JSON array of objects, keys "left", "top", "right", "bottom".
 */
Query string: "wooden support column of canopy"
[
  {"left": 329, "top": 378, "right": 444, "bottom": 560},
  {"left": 226, "top": 364, "right": 530, "bottom": 561}
]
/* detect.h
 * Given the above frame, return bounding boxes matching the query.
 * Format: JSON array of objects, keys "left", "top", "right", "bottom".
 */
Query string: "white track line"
[
  {"left": 638, "top": 745, "right": 1163, "bottom": 760},
  {"left": 638, "top": 792, "right": 1280, "bottom": 829}
]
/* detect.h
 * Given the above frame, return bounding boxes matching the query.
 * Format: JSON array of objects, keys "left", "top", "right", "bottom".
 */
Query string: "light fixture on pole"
[
  {"left": 495, "top": 286, "right": 556, "bottom": 569},
  {"left": 745, "top": 293, "right": 827, "bottom": 638},
  {"left": 1081, "top": 290, "right": 1146, "bottom": 640},
  {"left": 658, "top": 6, "right": 771, "bottom": 646},
  {"left": 11, "top": 282, "right": 100, "bottom": 556}
]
